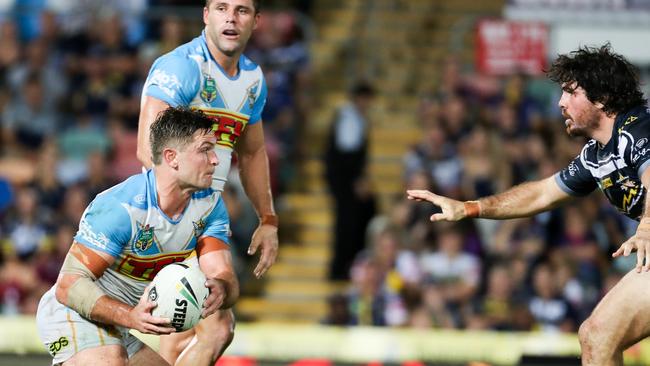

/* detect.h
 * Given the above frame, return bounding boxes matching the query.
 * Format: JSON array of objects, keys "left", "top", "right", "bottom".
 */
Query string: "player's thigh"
[
  {"left": 128, "top": 343, "right": 170, "bottom": 366},
  {"left": 587, "top": 269, "right": 650, "bottom": 347},
  {"left": 63, "top": 345, "right": 127, "bottom": 366},
  {"left": 37, "top": 288, "right": 130, "bottom": 365}
]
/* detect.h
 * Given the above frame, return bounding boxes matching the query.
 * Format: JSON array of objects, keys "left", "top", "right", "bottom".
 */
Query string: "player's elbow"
[{"left": 54, "top": 274, "right": 77, "bottom": 306}]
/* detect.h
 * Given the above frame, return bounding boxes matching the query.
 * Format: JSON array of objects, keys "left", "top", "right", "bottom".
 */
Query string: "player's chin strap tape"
[{"left": 60, "top": 254, "right": 106, "bottom": 320}]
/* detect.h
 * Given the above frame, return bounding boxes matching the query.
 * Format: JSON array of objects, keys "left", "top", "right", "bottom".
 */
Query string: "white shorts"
[{"left": 36, "top": 287, "right": 144, "bottom": 365}]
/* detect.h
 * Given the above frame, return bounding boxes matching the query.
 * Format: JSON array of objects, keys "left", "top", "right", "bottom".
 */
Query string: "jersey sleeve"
[
  {"left": 143, "top": 53, "right": 200, "bottom": 107},
  {"left": 248, "top": 75, "right": 267, "bottom": 124},
  {"left": 74, "top": 196, "right": 132, "bottom": 258},
  {"left": 201, "top": 196, "right": 231, "bottom": 245},
  {"left": 623, "top": 120, "right": 650, "bottom": 179},
  {"left": 554, "top": 152, "right": 597, "bottom": 197}
]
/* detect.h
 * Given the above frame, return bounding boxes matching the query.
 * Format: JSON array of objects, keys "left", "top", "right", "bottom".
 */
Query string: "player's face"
[
  {"left": 177, "top": 130, "right": 218, "bottom": 190},
  {"left": 558, "top": 83, "right": 603, "bottom": 138},
  {"left": 204, "top": 0, "right": 259, "bottom": 57}
]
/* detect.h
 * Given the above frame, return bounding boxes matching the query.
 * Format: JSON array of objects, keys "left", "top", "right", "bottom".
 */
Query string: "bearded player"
[{"left": 408, "top": 44, "right": 649, "bottom": 365}]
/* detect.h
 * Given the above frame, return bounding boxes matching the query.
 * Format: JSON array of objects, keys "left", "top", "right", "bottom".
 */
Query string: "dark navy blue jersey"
[{"left": 555, "top": 106, "right": 650, "bottom": 220}]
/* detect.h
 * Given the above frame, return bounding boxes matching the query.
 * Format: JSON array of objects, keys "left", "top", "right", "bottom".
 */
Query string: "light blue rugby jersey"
[
  {"left": 142, "top": 31, "right": 268, "bottom": 191},
  {"left": 74, "top": 169, "right": 230, "bottom": 305}
]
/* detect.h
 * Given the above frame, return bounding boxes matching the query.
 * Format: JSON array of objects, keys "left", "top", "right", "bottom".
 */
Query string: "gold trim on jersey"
[
  {"left": 115, "top": 250, "right": 194, "bottom": 281},
  {"left": 191, "top": 107, "right": 249, "bottom": 149}
]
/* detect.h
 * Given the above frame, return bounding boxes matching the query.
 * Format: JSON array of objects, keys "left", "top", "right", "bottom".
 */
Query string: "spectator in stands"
[
  {"left": 403, "top": 123, "right": 462, "bottom": 199},
  {"left": 419, "top": 224, "right": 480, "bottom": 327},
  {"left": 466, "top": 263, "right": 516, "bottom": 330},
  {"left": 2, "top": 72, "right": 60, "bottom": 153},
  {"left": 344, "top": 256, "right": 396, "bottom": 326},
  {"left": 527, "top": 263, "right": 577, "bottom": 333},
  {"left": 5, "top": 185, "right": 49, "bottom": 261}
]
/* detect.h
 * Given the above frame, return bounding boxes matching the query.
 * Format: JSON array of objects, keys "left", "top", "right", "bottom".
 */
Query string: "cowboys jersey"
[
  {"left": 74, "top": 169, "right": 230, "bottom": 306},
  {"left": 142, "top": 31, "right": 267, "bottom": 192},
  {"left": 555, "top": 106, "right": 650, "bottom": 220}
]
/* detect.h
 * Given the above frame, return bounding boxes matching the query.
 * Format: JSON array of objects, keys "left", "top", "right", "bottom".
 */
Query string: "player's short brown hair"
[{"left": 150, "top": 107, "right": 215, "bottom": 165}]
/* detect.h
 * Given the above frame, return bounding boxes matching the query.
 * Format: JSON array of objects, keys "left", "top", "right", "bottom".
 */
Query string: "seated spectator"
[
  {"left": 35, "top": 221, "right": 75, "bottom": 286},
  {"left": 4, "top": 185, "right": 49, "bottom": 261},
  {"left": 2, "top": 72, "right": 60, "bottom": 153},
  {"left": 403, "top": 124, "right": 462, "bottom": 199},
  {"left": 57, "top": 108, "right": 111, "bottom": 185},
  {"left": 32, "top": 141, "right": 66, "bottom": 216},
  {"left": 466, "top": 263, "right": 516, "bottom": 330},
  {"left": 344, "top": 256, "right": 405, "bottom": 326},
  {"left": 528, "top": 263, "right": 577, "bottom": 333},
  {"left": 420, "top": 225, "right": 481, "bottom": 305}
]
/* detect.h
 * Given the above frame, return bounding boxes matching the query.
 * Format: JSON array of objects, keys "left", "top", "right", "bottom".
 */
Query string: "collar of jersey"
[
  {"left": 600, "top": 105, "right": 646, "bottom": 150},
  {"left": 200, "top": 30, "right": 243, "bottom": 81}
]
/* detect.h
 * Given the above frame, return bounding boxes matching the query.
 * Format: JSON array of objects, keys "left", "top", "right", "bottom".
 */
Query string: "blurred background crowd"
[{"left": 0, "top": 0, "right": 648, "bottom": 340}]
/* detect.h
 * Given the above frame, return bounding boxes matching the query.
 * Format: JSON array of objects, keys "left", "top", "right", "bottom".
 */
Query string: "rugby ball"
[{"left": 148, "top": 263, "right": 209, "bottom": 332}]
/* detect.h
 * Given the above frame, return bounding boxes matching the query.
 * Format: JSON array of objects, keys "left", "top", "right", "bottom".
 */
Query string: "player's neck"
[
  {"left": 206, "top": 38, "right": 240, "bottom": 77},
  {"left": 591, "top": 114, "right": 617, "bottom": 146},
  {"left": 155, "top": 170, "right": 192, "bottom": 220}
]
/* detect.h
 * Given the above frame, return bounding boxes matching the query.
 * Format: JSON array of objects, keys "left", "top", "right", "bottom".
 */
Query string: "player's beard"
[{"left": 565, "top": 105, "right": 602, "bottom": 138}]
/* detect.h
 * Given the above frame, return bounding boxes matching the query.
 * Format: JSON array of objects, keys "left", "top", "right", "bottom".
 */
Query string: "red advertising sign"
[{"left": 476, "top": 19, "right": 548, "bottom": 75}]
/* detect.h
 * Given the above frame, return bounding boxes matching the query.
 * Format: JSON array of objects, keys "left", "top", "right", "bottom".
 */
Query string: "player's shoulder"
[
  {"left": 93, "top": 172, "right": 150, "bottom": 211},
  {"left": 240, "top": 53, "right": 262, "bottom": 73},
  {"left": 152, "top": 36, "right": 205, "bottom": 69},
  {"left": 617, "top": 105, "right": 650, "bottom": 135},
  {"left": 191, "top": 188, "right": 226, "bottom": 216},
  {"left": 169, "top": 35, "right": 205, "bottom": 59}
]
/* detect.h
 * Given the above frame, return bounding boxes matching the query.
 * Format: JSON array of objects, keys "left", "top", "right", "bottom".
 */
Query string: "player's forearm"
[
  {"left": 56, "top": 275, "right": 133, "bottom": 328},
  {"left": 213, "top": 273, "right": 239, "bottom": 309},
  {"left": 475, "top": 178, "right": 562, "bottom": 219},
  {"left": 90, "top": 295, "right": 136, "bottom": 328},
  {"left": 238, "top": 146, "right": 275, "bottom": 219}
]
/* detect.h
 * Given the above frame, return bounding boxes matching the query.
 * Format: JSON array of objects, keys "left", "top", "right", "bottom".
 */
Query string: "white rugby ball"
[{"left": 148, "top": 262, "right": 209, "bottom": 332}]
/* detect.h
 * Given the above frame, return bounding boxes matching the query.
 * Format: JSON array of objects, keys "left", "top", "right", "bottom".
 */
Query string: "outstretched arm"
[
  {"left": 613, "top": 168, "right": 650, "bottom": 272},
  {"left": 407, "top": 175, "right": 574, "bottom": 221},
  {"left": 235, "top": 122, "right": 278, "bottom": 278}
]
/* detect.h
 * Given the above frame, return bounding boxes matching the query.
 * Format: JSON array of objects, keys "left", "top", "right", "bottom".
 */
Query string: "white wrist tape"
[{"left": 60, "top": 253, "right": 106, "bottom": 319}]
